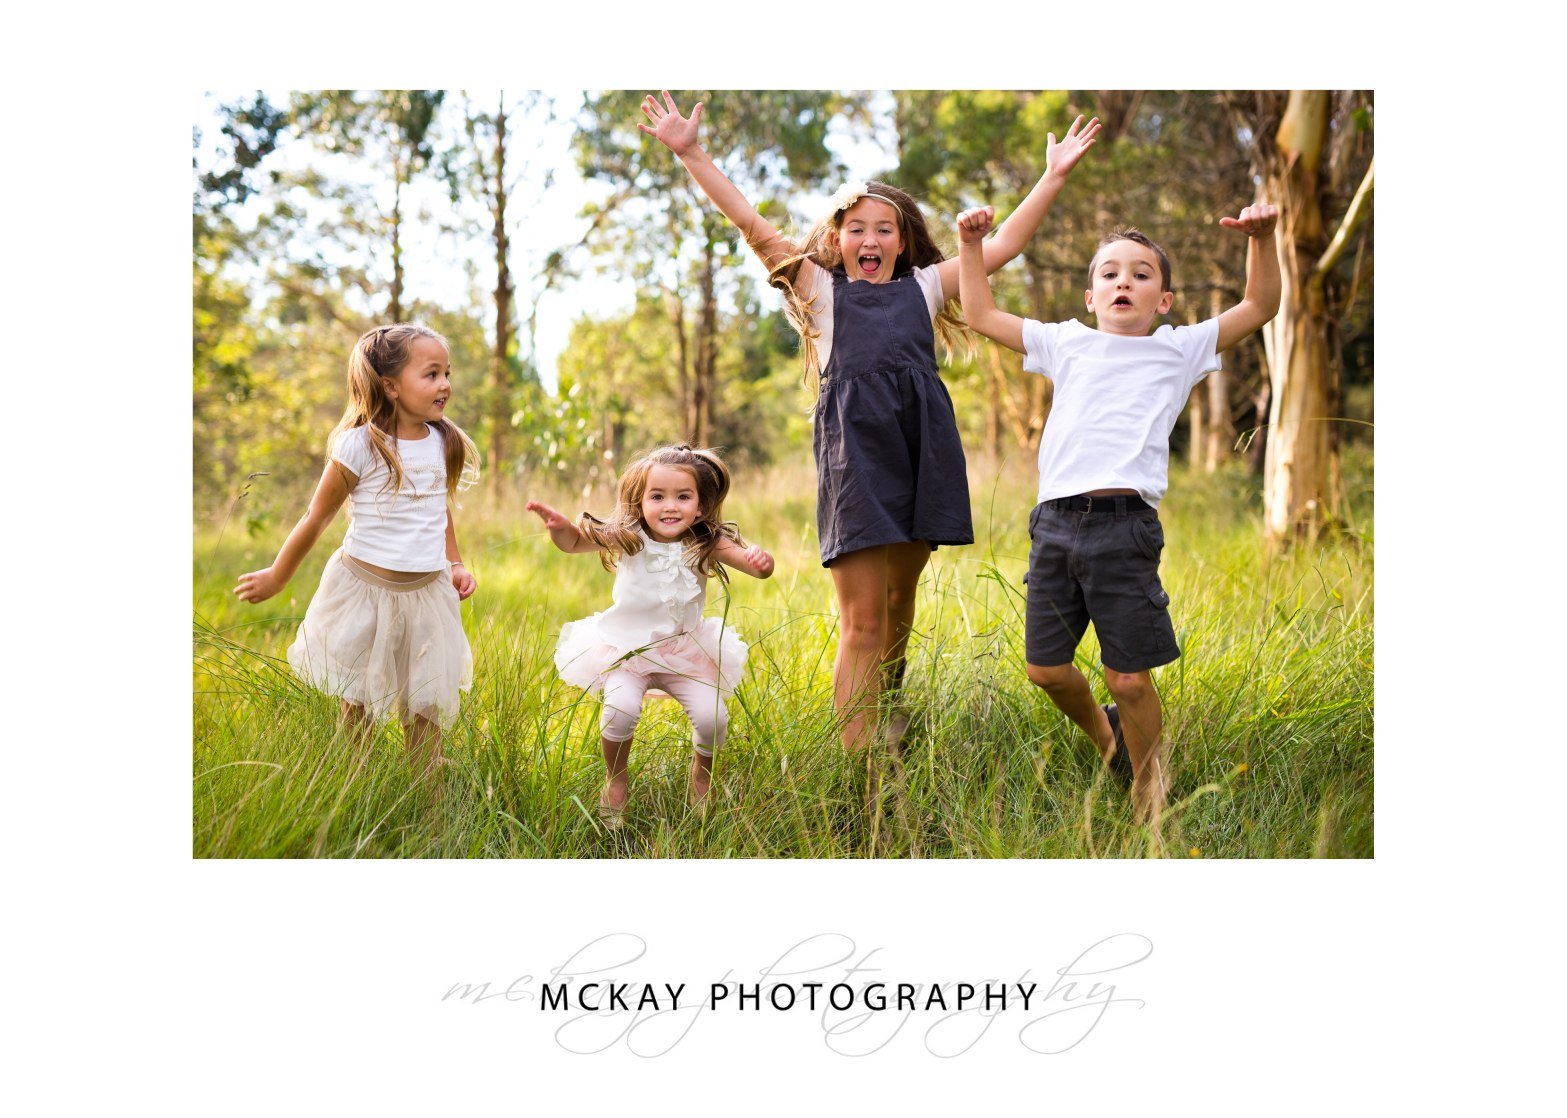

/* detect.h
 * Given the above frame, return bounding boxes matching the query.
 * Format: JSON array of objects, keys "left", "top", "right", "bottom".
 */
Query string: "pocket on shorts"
[
  {"left": 1131, "top": 513, "right": 1164, "bottom": 562},
  {"left": 1145, "top": 577, "right": 1171, "bottom": 611},
  {"left": 1023, "top": 503, "right": 1046, "bottom": 586}
]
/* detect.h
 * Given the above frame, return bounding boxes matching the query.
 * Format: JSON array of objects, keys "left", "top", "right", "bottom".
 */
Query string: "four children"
[{"left": 233, "top": 95, "right": 1283, "bottom": 829}]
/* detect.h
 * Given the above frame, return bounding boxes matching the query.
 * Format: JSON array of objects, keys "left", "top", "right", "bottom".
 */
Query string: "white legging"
[{"left": 600, "top": 667, "right": 729, "bottom": 756}]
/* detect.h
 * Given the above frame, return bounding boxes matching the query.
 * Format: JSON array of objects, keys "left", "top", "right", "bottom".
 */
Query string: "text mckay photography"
[{"left": 442, "top": 931, "right": 1152, "bottom": 1057}]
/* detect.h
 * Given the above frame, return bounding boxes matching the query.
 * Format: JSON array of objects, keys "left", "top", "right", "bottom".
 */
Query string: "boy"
[{"left": 956, "top": 201, "right": 1281, "bottom": 822}]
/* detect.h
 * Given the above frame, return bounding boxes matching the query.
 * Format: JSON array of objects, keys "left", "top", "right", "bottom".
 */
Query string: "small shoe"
[
  {"left": 598, "top": 791, "right": 625, "bottom": 832},
  {"left": 1102, "top": 704, "right": 1133, "bottom": 782}
]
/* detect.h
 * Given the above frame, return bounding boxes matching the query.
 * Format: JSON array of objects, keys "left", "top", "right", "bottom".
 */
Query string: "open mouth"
[
  {"left": 858, "top": 253, "right": 882, "bottom": 276},
  {"left": 1112, "top": 296, "right": 1132, "bottom": 308}
]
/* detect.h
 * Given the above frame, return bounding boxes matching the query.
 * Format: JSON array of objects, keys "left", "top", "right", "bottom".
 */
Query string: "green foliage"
[{"left": 194, "top": 458, "right": 1372, "bottom": 858}]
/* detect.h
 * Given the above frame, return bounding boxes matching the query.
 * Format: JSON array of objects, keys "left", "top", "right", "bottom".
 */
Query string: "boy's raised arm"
[
  {"left": 957, "top": 207, "right": 1026, "bottom": 354},
  {"left": 1215, "top": 203, "right": 1283, "bottom": 353},
  {"left": 640, "top": 91, "right": 801, "bottom": 275}
]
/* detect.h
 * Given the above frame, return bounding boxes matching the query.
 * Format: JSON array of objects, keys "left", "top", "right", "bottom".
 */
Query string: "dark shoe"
[{"left": 1102, "top": 704, "right": 1133, "bottom": 782}]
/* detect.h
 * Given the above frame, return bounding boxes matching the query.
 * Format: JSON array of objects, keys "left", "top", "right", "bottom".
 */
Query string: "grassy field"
[{"left": 193, "top": 449, "right": 1373, "bottom": 859}]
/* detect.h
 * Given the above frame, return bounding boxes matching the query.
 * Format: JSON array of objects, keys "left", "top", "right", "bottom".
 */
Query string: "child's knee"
[
  {"left": 691, "top": 700, "right": 728, "bottom": 752},
  {"left": 1103, "top": 668, "right": 1152, "bottom": 704},
  {"left": 839, "top": 613, "right": 887, "bottom": 654},
  {"left": 1026, "top": 662, "right": 1077, "bottom": 694},
  {"left": 600, "top": 699, "right": 642, "bottom": 743}
]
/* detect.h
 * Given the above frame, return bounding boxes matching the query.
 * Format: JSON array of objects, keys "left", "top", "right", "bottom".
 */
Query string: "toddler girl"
[
  {"left": 527, "top": 445, "right": 773, "bottom": 824},
  {"left": 639, "top": 91, "right": 1099, "bottom": 752},
  {"left": 234, "top": 323, "right": 479, "bottom": 773}
]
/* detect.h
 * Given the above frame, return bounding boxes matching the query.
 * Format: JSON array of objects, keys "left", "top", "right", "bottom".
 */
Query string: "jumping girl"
[
  {"left": 639, "top": 91, "right": 1099, "bottom": 751},
  {"left": 234, "top": 323, "right": 479, "bottom": 773},
  {"left": 527, "top": 445, "right": 774, "bottom": 825}
]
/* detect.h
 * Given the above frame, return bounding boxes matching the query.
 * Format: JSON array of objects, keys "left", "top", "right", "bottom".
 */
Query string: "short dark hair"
[{"left": 1090, "top": 228, "right": 1172, "bottom": 292}]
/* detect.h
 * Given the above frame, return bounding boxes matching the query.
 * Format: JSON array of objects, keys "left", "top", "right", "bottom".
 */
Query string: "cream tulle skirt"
[
  {"left": 554, "top": 615, "right": 747, "bottom": 695},
  {"left": 287, "top": 549, "right": 472, "bottom": 727}
]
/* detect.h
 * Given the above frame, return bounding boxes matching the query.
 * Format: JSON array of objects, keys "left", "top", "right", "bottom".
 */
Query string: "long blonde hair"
[
  {"left": 765, "top": 180, "right": 972, "bottom": 390},
  {"left": 578, "top": 445, "right": 746, "bottom": 582},
  {"left": 327, "top": 323, "right": 480, "bottom": 500}
]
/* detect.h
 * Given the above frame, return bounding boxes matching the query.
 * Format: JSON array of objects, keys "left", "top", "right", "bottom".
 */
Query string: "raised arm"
[
  {"left": 935, "top": 115, "right": 1101, "bottom": 301},
  {"left": 526, "top": 500, "right": 600, "bottom": 555},
  {"left": 234, "top": 461, "right": 354, "bottom": 604},
  {"left": 1215, "top": 203, "right": 1283, "bottom": 353},
  {"left": 956, "top": 207, "right": 1026, "bottom": 354},
  {"left": 713, "top": 536, "right": 775, "bottom": 580},
  {"left": 639, "top": 91, "right": 801, "bottom": 274}
]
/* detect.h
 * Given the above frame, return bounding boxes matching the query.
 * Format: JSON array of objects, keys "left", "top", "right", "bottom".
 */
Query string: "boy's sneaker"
[{"left": 1101, "top": 704, "right": 1134, "bottom": 782}]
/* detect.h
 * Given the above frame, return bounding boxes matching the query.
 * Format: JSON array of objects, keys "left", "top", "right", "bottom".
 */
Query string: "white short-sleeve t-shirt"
[
  {"left": 331, "top": 424, "right": 449, "bottom": 571},
  {"left": 1022, "top": 318, "right": 1221, "bottom": 507},
  {"left": 800, "top": 260, "right": 945, "bottom": 372}
]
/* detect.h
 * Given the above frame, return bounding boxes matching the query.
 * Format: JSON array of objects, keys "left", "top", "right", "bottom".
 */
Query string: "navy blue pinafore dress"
[{"left": 813, "top": 263, "right": 973, "bottom": 566}]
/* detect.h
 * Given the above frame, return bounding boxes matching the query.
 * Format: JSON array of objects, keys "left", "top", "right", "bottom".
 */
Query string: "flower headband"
[{"left": 826, "top": 180, "right": 899, "bottom": 218}]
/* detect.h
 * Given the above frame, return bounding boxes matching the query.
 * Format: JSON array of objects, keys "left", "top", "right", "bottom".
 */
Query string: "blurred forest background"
[{"left": 193, "top": 90, "right": 1372, "bottom": 545}]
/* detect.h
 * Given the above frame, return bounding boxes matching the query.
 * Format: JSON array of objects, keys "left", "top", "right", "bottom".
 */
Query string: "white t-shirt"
[
  {"left": 800, "top": 260, "right": 945, "bottom": 372},
  {"left": 331, "top": 424, "right": 449, "bottom": 571},
  {"left": 1022, "top": 318, "right": 1221, "bottom": 507}
]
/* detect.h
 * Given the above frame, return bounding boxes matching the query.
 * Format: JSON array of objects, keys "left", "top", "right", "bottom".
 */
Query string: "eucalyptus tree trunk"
[
  {"left": 691, "top": 227, "right": 719, "bottom": 447},
  {"left": 487, "top": 99, "right": 514, "bottom": 483},
  {"left": 388, "top": 169, "right": 405, "bottom": 322},
  {"left": 1259, "top": 91, "right": 1338, "bottom": 543}
]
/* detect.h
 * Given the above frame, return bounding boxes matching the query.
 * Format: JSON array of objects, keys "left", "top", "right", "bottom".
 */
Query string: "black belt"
[{"left": 1046, "top": 493, "right": 1151, "bottom": 514}]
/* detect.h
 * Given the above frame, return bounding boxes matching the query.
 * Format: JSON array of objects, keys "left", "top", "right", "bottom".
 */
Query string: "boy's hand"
[
  {"left": 525, "top": 500, "right": 571, "bottom": 530},
  {"left": 1045, "top": 115, "right": 1102, "bottom": 180},
  {"left": 957, "top": 206, "right": 996, "bottom": 245},
  {"left": 1220, "top": 202, "right": 1279, "bottom": 238},
  {"left": 234, "top": 566, "right": 284, "bottom": 605},
  {"left": 745, "top": 545, "right": 775, "bottom": 579},
  {"left": 451, "top": 565, "right": 476, "bottom": 600},
  {"left": 638, "top": 90, "right": 703, "bottom": 156}
]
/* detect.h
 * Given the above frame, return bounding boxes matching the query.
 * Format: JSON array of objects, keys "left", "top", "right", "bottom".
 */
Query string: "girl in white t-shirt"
[
  {"left": 527, "top": 446, "right": 774, "bottom": 826},
  {"left": 638, "top": 90, "right": 1099, "bottom": 755},
  {"left": 235, "top": 324, "right": 480, "bottom": 774}
]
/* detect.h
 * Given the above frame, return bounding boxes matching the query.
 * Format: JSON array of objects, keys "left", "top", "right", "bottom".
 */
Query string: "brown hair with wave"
[
  {"left": 763, "top": 180, "right": 972, "bottom": 390},
  {"left": 578, "top": 445, "right": 747, "bottom": 583},
  {"left": 328, "top": 323, "right": 480, "bottom": 502}
]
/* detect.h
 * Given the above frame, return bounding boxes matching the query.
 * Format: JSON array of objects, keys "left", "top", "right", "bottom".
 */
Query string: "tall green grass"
[{"left": 193, "top": 450, "right": 1373, "bottom": 858}]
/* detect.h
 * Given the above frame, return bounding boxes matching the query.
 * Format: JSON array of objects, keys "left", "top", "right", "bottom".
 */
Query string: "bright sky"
[{"left": 197, "top": 90, "right": 898, "bottom": 393}]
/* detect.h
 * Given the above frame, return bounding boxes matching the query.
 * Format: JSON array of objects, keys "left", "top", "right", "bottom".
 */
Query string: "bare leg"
[
  {"left": 601, "top": 735, "right": 632, "bottom": 812},
  {"left": 828, "top": 546, "right": 893, "bottom": 752},
  {"left": 1026, "top": 662, "right": 1117, "bottom": 761},
  {"left": 880, "top": 542, "right": 931, "bottom": 752},
  {"left": 338, "top": 700, "right": 374, "bottom": 778},
  {"left": 690, "top": 750, "right": 714, "bottom": 806},
  {"left": 882, "top": 541, "right": 930, "bottom": 668},
  {"left": 402, "top": 714, "right": 443, "bottom": 775},
  {"left": 1104, "top": 668, "right": 1167, "bottom": 823}
]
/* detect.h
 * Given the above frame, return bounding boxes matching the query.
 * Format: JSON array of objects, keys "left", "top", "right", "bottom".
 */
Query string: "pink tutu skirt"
[
  {"left": 287, "top": 549, "right": 472, "bottom": 728},
  {"left": 554, "top": 615, "right": 747, "bottom": 695}
]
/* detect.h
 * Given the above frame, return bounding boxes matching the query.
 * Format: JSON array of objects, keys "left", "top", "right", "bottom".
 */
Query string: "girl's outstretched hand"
[
  {"left": 744, "top": 545, "right": 775, "bottom": 579},
  {"left": 1219, "top": 202, "right": 1279, "bottom": 238},
  {"left": 1045, "top": 115, "right": 1102, "bottom": 180},
  {"left": 234, "top": 566, "right": 284, "bottom": 604},
  {"left": 525, "top": 499, "right": 571, "bottom": 529},
  {"left": 957, "top": 206, "right": 996, "bottom": 244},
  {"left": 451, "top": 565, "right": 477, "bottom": 600},
  {"left": 638, "top": 90, "right": 703, "bottom": 156}
]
